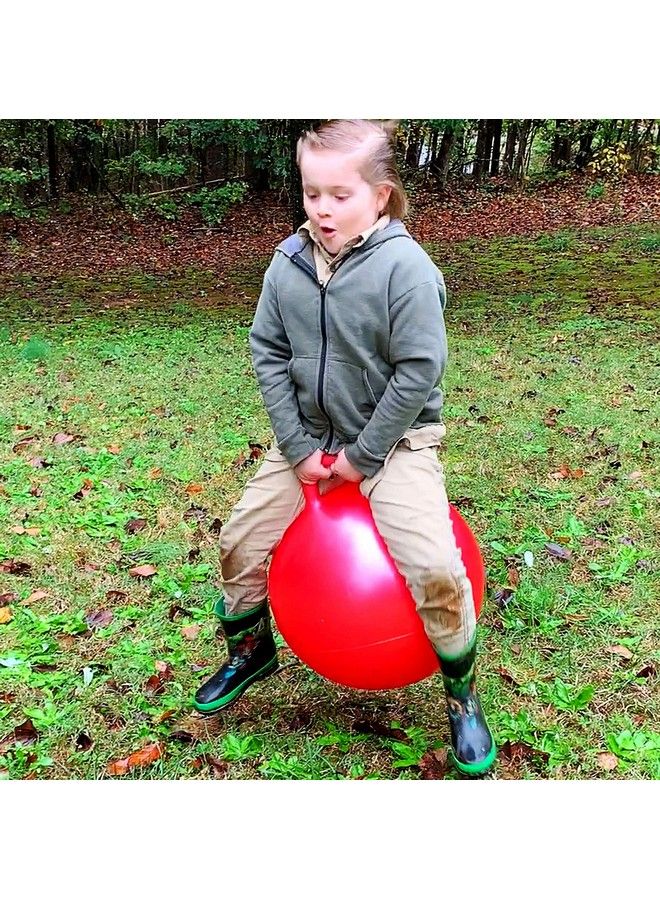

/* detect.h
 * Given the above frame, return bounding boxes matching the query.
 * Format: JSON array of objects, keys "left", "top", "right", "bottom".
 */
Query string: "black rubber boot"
[
  {"left": 193, "top": 597, "right": 279, "bottom": 714},
  {"left": 437, "top": 637, "right": 497, "bottom": 776}
]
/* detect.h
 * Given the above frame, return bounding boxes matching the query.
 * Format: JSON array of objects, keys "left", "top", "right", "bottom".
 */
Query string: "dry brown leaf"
[
  {"left": 606, "top": 645, "right": 633, "bottom": 660},
  {"left": 24, "top": 590, "right": 48, "bottom": 605},
  {"left": 0, "top": 608, "right": 13, "bottom": 624},
  {"left": 106, "top": 742, "right": 163, "bottom": 776},
  {"left": 596, "top": 752, "right": 618, "bottom": 771},
  {"left": 125, "top": 518, "right": 147, "bottom": 534},
  {"left": 181, "top": 624, "right": 201, "bottom": 640},
  {"left": 149, "top": 468, "right": 163, "bottom": 479},
  {"left": 73, "top": 479, "right": 94, "bottom": 500},
  {"left": 185, "top": 483, "right": 204, "bottom": 495},
  {"left": 418, "top": 748, "right": 449, "bottom": 779},
  {"left": 53, "top": 432, "right": 75, "bottom": 444},
  {"left": 85, "top": 609, "right": 114, "bottom": 630},
  {"left": 0, "top": 559, "right": 32, "bottom": 576},
  {"left": 128, "top": 564, "right": 157, "bottom": 578},
  {"left": 107, "top": 445, "right": 122, "bottom": 454}
]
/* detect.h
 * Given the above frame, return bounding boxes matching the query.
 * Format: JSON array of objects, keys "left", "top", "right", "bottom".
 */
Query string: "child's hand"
[
  {"left": 330, "top": 449, "right": 364, "bottom": 483},
  {"left": 294, "top": 449, "right": 334, "bottom": 484}
]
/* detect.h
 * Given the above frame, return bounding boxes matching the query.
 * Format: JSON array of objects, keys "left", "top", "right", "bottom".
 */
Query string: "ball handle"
[{"left": 300, "top": 452, "right": 338, "bottom": 505}]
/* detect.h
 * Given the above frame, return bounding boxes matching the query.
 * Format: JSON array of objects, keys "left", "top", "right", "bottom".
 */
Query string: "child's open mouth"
[{"left": 320, "top": 227, "right": 336, "bottom": 237}]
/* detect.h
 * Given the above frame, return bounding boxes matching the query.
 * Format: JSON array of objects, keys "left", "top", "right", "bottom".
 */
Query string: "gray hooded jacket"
[{"left": 249, "top": 219, "right": 448, "bottom": 478}]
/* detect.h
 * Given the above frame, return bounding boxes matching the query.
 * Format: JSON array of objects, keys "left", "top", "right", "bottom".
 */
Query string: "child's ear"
[{"left": 377, "top": 184, "right": 392, "bottom": 214}]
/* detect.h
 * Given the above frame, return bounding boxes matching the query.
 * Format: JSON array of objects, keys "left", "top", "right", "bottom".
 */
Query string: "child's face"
[{"left": 299, "top": 147, "right": 392, "bottom": 255}]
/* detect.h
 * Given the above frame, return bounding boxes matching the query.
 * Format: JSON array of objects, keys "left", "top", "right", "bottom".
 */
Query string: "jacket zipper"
[
  {"left": 317, "top": 284, "right": 334, "bottom": 451},
  {"left": 289, "top": 249, "right": 351, "bottom": 453}
]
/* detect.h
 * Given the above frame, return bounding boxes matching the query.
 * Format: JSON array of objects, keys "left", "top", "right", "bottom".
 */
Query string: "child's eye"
[{"left": 335, "top": 195, "right": 349, "bottom": 201}]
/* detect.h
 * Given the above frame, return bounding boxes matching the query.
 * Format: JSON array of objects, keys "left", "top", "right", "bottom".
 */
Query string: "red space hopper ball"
[{"left": 268, "top": 454, "right": 485, "bottom": 691}]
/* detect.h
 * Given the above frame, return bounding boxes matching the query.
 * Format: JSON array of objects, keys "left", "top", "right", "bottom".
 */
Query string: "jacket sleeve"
[
  {"left": 344, "top": 277, "right": 447, "bottom": 477},
  {"left": 249, "top": 264, "right": 323, "bottom": 468}
]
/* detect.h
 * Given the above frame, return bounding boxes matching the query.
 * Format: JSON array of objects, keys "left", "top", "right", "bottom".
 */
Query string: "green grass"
[{"left": 1, "top": 221, "right": 658, "bottom": 780}]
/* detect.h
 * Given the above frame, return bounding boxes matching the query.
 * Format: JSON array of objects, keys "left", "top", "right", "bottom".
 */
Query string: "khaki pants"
[{"left": 219, "top": 424, "right": 477, "bottom": 657}]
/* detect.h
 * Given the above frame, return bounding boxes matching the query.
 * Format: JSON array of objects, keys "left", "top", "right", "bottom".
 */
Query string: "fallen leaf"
[
  {"left": 53, "top": 432, "right": 75, "bottom": 444},
  {"left": 125, "top": 518, "right": 147, "bottom": 534},
  {"left": 0, "top": 559, "right": 32, "bottom": 576},
  {"left": 185, "top": 483, "right": 204, "bottom": 495},
  {"left": 107, "top": 445, "right": 122, "bottom": 454},
  {"left": 0, "top": 592, "right": 18, "bottom": 606},
  {"left": 106, "top": 590, "right": 128, "bottom": 602},
  {"left": 144, "top": 675, "right": 165, "bottom": 695},
  {"left": 606, "top": 645, "right": 633, "bottom": 660},
  {"left": 12, "top": 437, "right": 36, "bottom": 453},
  {"left": 493, "top": 587, "right": 515, "bottom": 609},
  {"left": 149, "top": 468, "right": 163, "bottom": 479},
  {"left": 500, "top": 740, "right": 549, "bottom": 766},
  {"left": 23, "top": 590, "right": 48, "bottom": 605},
  {"left": 168, "top": 604, "right": 190, "bottom": 621},
  {"left": 0, "top": 719, "right": 39, "bottom": 754},
  {"left": 75, "top": 732, "right": 94, "bottom": 752},
  {"left": 128, "top": 564, "right": 157, "bottom": 578},
  {"left": 183, "top": 505, "right": 208, "bottom": 523},
  {"left": 596, "top": 752, "right": 618, "bottom": 771},
  {"left": 0, "top": 608, "right": 13, "bottom": 624},
  {"left": 507, "top": 567, "right": 520, "bottom": 587},
  {"left": 181, "top": 624, "right": 200, "bottom": 640},
  {"left": 635, "top": 664, "right": 656, "bottom": 679},
  {"left": 498, "top": 667, "right": 521, "bottom": 687},
  {"left": 106, "top": 742, "right": 163, "bottom": 776},
  {"left": 85, "top": 609, "right": 114, "bottom": 630},
  {"left": 195, "top": 753, "right": 228, "bottom": 778},
  {"left": 73, "top": 479, "right": 94, "bottom": 500},
  {"left": 544, "top": 542, "right": 572, "bottom": 560},
  {"left": 352, "top": 717, "right": 407, "bottom": 741},
  {"left": 28, "top": 457, "right": 49, "bottom": 468},
  {"left": 418, "top": 748, "right": 449, "bottom": 779},
  {"left": 169, "top": 730, "right": 198, "bottom": 745}
]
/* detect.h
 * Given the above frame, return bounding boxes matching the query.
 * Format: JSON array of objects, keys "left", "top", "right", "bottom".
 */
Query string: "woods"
[{"left": 1, "top": 119, "right": 658, "bottom": 225}]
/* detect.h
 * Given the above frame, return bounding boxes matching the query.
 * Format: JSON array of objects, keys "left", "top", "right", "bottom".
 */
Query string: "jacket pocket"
[
  {"left": 287, "top": 357, "right": 326, "bottom": 430},
  {"left": 324, "top": 359, "right": 376, "bottom": 437}
]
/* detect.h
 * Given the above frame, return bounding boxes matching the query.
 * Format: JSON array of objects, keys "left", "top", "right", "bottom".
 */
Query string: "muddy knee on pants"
[{"left": 421, "top": 570, "right": 464, "bottom": 634}]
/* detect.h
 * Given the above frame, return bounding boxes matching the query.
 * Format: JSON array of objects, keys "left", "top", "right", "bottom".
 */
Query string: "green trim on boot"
[
  {"left": 192, "top": 598, "right": 278, "bottom": 714},
  {"left": 437, "top": 635, "right": 497, "bottom": 777}
]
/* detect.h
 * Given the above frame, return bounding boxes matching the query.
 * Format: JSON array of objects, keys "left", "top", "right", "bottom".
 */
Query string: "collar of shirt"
[{"left": 297, "top": 214, "right": 391, "bottom": 285}]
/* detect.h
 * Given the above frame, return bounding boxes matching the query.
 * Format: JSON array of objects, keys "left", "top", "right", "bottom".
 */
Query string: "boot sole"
[
  {"left": 192, "top": 658, "right": 279, "bottom": 715},
  {"left": 451, "top": 740, "right": 498, "bottom": 777}
]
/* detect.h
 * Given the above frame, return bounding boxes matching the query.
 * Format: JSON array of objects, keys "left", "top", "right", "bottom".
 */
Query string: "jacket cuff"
[
  {"left": 344, "top": 441, "right": 386, "bottom": 478},
  {"left": 278, "top": 431, "right": 323, "bottom": 469}
]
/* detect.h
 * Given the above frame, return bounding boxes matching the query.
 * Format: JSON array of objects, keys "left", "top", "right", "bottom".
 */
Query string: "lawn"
[{"left": 0, "top": 221, "right": 658, "bottom": 779}]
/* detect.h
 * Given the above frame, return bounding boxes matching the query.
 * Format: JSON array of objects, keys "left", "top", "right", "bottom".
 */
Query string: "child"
[{"left": 194, "top": 120, "right": 496, "bottom": 776}]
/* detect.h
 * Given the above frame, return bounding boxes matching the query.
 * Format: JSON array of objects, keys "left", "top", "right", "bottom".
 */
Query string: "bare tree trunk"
[
  {"left": 502, "top": 121, "right": 518, "bottom": 176},
  {"left": 47, "top": 121, "right": 59, "bottom": 200},
  {"left": 473, "top": 119, "right": 488, "bottom": 182},
  {"left": 574, "top": 120, "right": 598, "bottom": 170},
  {"left": 550, "top": 119, "right": 572, "bottom": 169},
  {"left": 490, "top": 120, "right": 502, "bottom": 175},
  {"left": 431, "top": 123, "right": 457, "bottom": 188},
  {"left": 513, "top": 119, "right": 533, "bottom": 181}
]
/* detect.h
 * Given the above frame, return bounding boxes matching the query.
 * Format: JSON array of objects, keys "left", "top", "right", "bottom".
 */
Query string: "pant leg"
[
  {"left": 220, "top": 446, "right": 305, "bottom": 614},
  {"left": 359, "top": 435, "right": 477, "bottom": 657}
]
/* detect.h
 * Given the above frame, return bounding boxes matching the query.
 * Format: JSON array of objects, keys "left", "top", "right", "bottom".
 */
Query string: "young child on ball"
[{"left": 194, "top": 119, "right": 496, "bottom": 776}]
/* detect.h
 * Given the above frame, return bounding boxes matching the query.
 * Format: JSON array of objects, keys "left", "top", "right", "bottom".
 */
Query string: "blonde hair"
[{"left": 296, "top": 119, "right": 409, "bottom": 219}]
